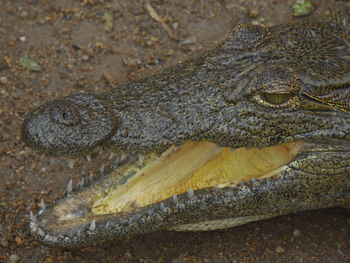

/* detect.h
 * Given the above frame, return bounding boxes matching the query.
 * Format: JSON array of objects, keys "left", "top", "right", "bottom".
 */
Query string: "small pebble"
[
  {"left": 172, "top": 22, "right": 179, "bottom": 30},
  {"left": 82, "top": 54, "right": 89, "bottom": 61},
  {"left": 20, "top": 11, "right": 28, "bottom": 18},
  {"left": 9, "top": 254, "right": 20, "bottom": 263},
  {"left": 249, "top": 7, "right": 260, "bottom": 18},
  {"left": 179, "top": 36, "right": 197, "bottom": 46},
  {"left": 124, "top": 251, "right": 132, "bottom": 259},
  {"left": 293, "top": 228, "right": 301, "bottom": 237},
  {"left": 0, "top": 76, "right": 7, "bottom": 84},
  {"left": 15, "top": 236, "right": 23, "bottom": 245},
  {"left": 275, "top": 246, "right": 285, "bottom": 253},
  {"left": 1, "top": 239, "right": 9, "bottom": 248}
]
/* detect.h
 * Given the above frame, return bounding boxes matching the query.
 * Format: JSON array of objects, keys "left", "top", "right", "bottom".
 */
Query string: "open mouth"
[
  {"left": 30, "top": 140, "right": 302, "bottom": 247},
  {"left": 92, "top": 141, "right": 301, "bottom": 215}
]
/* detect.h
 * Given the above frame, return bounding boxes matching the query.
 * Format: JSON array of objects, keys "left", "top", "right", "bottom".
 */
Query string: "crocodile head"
[{"left": 22, "top": 10, "right": 350, "bottom": 248}]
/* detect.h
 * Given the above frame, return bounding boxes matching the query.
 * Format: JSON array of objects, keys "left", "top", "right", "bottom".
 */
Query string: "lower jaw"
[
  {"left": 30, "top": 139, "right": 350, "bottom": 248},
  {"left": 30, "top": 140, "right": 303, "bottom": 247}
]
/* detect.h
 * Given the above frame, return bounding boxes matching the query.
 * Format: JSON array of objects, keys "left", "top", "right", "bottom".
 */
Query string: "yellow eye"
[
  {"left": 252, "top": 92, "right": 299, "bottom": 108},
  {"left": 263, "top": 93, "right": 292, "bottom": 105}
]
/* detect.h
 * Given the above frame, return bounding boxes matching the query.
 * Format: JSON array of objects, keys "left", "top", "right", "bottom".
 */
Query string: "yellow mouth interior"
[{"left": 92, "top": 141, "right": 300, "bottom": 215}]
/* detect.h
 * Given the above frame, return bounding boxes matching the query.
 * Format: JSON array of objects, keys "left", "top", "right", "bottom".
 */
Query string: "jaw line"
[{"left": 29, "top": 140, "right": 303, "bottom": 246}]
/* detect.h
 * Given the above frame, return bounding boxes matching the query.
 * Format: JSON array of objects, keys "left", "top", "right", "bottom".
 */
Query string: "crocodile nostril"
[{"left": 50, "top": 104, "right": 80, "bottom": 126}]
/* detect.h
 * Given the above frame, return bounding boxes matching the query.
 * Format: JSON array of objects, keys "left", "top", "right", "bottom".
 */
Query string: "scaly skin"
[{"left": 22, "top": 10, "right": 350, "bottom": 248}]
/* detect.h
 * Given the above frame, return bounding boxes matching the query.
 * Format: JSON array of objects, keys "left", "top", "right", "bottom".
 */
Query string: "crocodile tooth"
[
  {"left": 77, "top": 230, "right": 81, "bottom": 236},
  {"left": 138, "top": 154, "right": 144, "bottom": 164},
  {"left": 216, "top": 145, "right": 222, "bottom": 151},
  {"left": 89, "top": 220, "right": 96, "bottom": 231},
  {"left": 121, "top": 153, "right": 127, "bottom": 160},
  {"left": 172, "top": 194, "right": 178, "bottom": 205},
  {"left": 29, "top": 211, "right": 36, "bottom": 222},
  {"left": 104, "top": 222, "right": 110, "bottom": 229},
  {"left": 66, "top": 179, "right": 73, "bottom": 195},
  {"left": 85, "top": 154, "right": 91, "bottom": 163},
  {"left": 187, "top": 188, "right": 195, "bottom": 199},
  {"left": 79, "top": 178, "right": 85, "bottom": 188},
  {"left": 160, "top": 202, "right": 166, "bottom": 212},
  {"left": 109, "top": 152, "right": 115, "bottom": 160},
  {"left": 39, "top": 199, "right": 46, "bottom": 210},
  {"left": 67, "top": 159, "right": 75, "bottom": 169},
  {"left": 68, "top": 230, "right": 75, "bottom": 238},
  {"left": 99, "top": 164, "right": 105, "bottom": 175},
  {"left": 38, "top": 228, "right": 45, "bottom": 237}
]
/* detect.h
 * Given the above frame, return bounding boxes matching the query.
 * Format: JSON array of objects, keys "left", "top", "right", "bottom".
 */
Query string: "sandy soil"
[{"left": 0, "top": 0, "right": 349, "bottom": 262}]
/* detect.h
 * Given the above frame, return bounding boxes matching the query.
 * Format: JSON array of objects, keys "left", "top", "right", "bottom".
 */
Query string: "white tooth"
[
  {"left": 39, "top": 199, "right": 46, "bottom": 210},
  {"left": 77, "top": 230, "right": 81, "bottom": 236},
  {"left": 109, "top": 152, "right": 115, "bottom": 160},
  {"left": 238, "top": 181, "right": 244, "bottom": 186},
  {"left": 99, "top": 164, "right": 105, "bottom": 175},
  {"left": 38, "top": 228, "right": 45, "bottom": 237},
  {"left": 89, "top": 220, "right": 96, "bottom": 231},
  {"left": 187, "top": 188, "right": 195, "bottom": 199},
  {"left": 160, "top": 202, "right": 166, "bottom": 211},
  {"left": 172, "top": 194, "right": 178, "bottom": 204},
  {"left": 138, "top": 154, "right": 144, "bottom": 164},
  {"left": 66, "top": 179, "right": 73, "bottom": 194},
  {"left": 30, "top": 211, "right": 36, "bottom": 222},
  {"left": 105, "top": 222, "right": 110, "bottom": 229},
  {"left": 85, "top": 154, "right": 91, "bottom": 163},
  {"left": 68, "top": 159, "right": 75, "bottom": 169},
  {"left": 79, "top": 178, "right": 85, "bottom": 188},
  {"left": 68, "top": 230, "right": 75, "bottom": 238},
  {"left": 121, "top": 153, "right": 127, "bottom": 160}
]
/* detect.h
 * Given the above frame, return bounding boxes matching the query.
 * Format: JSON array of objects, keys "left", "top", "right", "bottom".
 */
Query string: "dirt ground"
[{"left": 0, "top": 0, "right": 349, "bottom": 262}]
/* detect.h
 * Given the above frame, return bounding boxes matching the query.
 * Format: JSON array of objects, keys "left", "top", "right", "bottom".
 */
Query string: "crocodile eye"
[
  {"left": 253, "top": 92, "right": 298, "bottom": 108},
  {"left": 251, "top": 67, "right": 301, "bottom": 109},
  {"left": 263, "top": 93, "right": 292, "bottom": 105},
  {"left": 50, "top": 104, "right": 80, "bottom": 126}
]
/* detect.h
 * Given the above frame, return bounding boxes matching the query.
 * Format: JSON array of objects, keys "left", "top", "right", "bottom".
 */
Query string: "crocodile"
[{"left": 22, "top": 9, "right": 350, "bottom": 248}]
